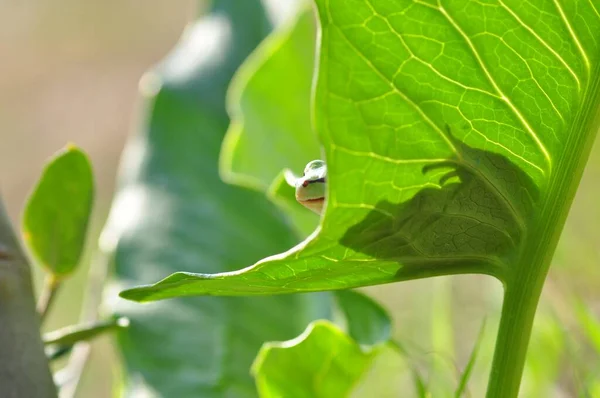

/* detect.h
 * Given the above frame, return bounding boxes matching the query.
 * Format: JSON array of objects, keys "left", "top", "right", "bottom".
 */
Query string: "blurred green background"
[
  {"left": 1, "top": 1, "right": 599, "bottom": 397},
  {"left": 0, "top": 1, "right": 194, "bottom": 396}
]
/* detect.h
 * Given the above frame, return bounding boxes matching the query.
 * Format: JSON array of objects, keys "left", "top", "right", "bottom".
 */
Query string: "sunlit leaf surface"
[{"left": 121, "top": 0, "right": 600, "bottom": 306}]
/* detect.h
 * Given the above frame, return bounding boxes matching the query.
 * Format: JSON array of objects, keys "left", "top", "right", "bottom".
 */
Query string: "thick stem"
[
  {"left": 486, "top": 56, "right": 600, "bottom": 398},
  {"left": 485, "top": 274, "right": 544, "bottom": 397},
  {"left": 0, "top": 199, "right": 56, "bottom": 397}
]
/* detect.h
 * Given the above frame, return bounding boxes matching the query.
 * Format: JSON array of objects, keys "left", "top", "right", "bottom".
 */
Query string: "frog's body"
[{"left": 295, "top": 160, "right": 326, "bottom": 215}]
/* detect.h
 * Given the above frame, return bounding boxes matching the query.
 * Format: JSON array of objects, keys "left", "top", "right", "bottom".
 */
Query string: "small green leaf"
[
  {"left": 252, "top": 320, "right": 377, "bottom": 398},
  {"left": 23, "top": 145, "right": 93, "bottom": 276},
  {"left": 334, "top": 289, "right": 391, "bottom": 346},
  {"left": 43, "top": 317, "right": 128, "bottom": 346}
]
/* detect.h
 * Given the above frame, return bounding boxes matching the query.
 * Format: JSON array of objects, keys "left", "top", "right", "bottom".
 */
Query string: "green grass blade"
[
  {"left": 431, "top": 277, "right": 455, "bottom": 397},
  {"left": 388, "top": 340, "right": 429, "bottom": 398},
  {"left": 455, "top": 319, "right": 486, "bottom": 398}
]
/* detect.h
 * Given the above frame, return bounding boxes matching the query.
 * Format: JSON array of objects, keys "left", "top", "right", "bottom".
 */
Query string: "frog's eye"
[
  {"left": 304, "top": 159, "right": 325, "bottom": 174},
  {"left": 302, "top": 180, "right": 309, "bottom": 187}
]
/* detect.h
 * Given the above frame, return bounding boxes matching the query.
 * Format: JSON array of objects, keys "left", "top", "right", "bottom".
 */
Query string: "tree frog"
[{"left": 293, "top": 160, "right": 327, "bottom": 215}]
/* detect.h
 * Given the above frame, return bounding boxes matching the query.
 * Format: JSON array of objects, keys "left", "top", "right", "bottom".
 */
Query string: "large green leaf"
[
  {"left": 121, "top": 0, "right": 600, "bottom": 305},
  {"left": 23, "top": 145, "right": 93, "bottom": 277},
  {"left": 102, "top": 2, "right": 330, "bottom": 396},
  {"left": 221, "top": 5, "right": 320, "bottom": 191},
  {"left": 222, "top": 5, "right": 322, "bottom": 238}
]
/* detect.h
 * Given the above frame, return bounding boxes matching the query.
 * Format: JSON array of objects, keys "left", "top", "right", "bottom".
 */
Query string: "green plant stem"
[
  {"left": 486, "top": 67, "right": 600, "bottom": 398},
  {"left": 37, "top": 274, "right": 60, "bottom": 323},
  {"left": 485, "top": 273, "right": 544, "bottom": 397},
  {"left": 43, "top": 317, "right": 128, "bottom": 346},
  {"left": 0, "top": 199, "right": 56, "bottom": 397}
]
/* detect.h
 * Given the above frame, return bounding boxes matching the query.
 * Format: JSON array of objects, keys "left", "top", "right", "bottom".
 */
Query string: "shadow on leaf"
[{"left": 339, "top": 136, "right": 539, "bottom": 278}]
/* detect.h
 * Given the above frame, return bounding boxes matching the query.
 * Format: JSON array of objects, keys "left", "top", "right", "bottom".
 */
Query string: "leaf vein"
[
  {"left": 330, "top": 24, "right": 459, "bottom": 154},
  {"left": 437, "top": 1, "right": 552, "bottom": 168},
  {"left": 552, "top": 0, "right": 591, "bottom": 76},
  {"left": 499, "top": 0, "right": 581, "bottom": 92},
  {"left": 332, "top": 144, "right": 447, "bottom": 165},
  {"left": 361, "top": 0, "right": 502, "bottom": 100},
  {"left": 589, "top": 0, "right": 600, "bottom": 21},
  {"left": 495, "top": 33, "right": 565, "bottom": 126}
]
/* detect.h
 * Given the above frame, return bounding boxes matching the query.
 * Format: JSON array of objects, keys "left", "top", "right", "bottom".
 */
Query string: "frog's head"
[{"left": 295, "top": 160, "right": 326, "bottom": 215}]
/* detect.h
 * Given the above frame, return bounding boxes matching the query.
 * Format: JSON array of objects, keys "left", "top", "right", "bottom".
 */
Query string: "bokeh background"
[
  {"left": 1, "top": 1, "right": 194, "bottom": 396},
  {"left": 1, "top": 1, "right": 598, "bottom": 397}
]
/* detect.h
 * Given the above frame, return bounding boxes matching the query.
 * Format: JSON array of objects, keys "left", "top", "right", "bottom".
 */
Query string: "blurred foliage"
[
  {"left": 100, "top": 1, "right": 332, "bottom": 396},
  {"left": 3, "top": 0, "right": 600, "bottom": 397},
  {"left": 114, "top": 0, "right": 600, "bottom": 396},
  {"left": 333, "top": 289, "right": 391, "bottom": 347}
]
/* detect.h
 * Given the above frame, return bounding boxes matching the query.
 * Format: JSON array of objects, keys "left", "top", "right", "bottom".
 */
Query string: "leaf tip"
[
  {"left": 65, "top": 142, "right": 80, "bottom": 152},
  {"left": 118, "top": 288, "right": 141, "bottom": 301}
]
